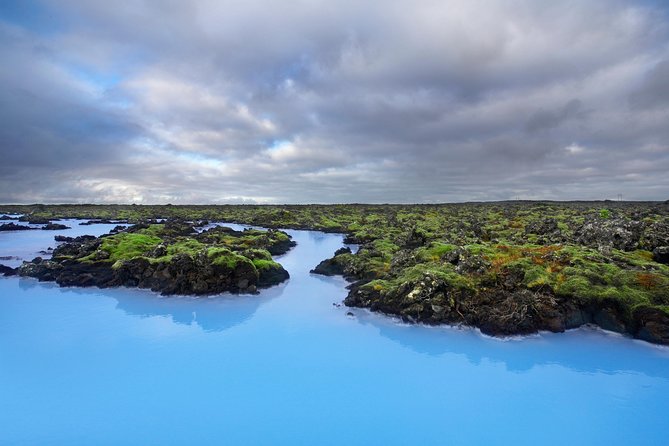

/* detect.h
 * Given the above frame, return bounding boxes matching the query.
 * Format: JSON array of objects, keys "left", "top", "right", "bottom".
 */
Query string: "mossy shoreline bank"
[{"left": 1, "top": 202, "right": 668, "bottom": 344}]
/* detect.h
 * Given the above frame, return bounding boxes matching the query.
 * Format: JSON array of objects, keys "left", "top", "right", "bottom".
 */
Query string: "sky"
[{"left": 1, "top": 0, "right": 669, "bottom": 204}]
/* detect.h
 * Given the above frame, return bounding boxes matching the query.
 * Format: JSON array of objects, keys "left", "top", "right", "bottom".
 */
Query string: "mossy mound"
[{"left": 18, "top": 222, "right": 294, "bottom": 295}]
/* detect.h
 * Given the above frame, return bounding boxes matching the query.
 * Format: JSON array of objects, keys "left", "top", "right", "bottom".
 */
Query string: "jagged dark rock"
[
  {"left": 79, "top": 219, "right": 124, "bottom": 225},
  {"left": 525, "top": 218, "right": 558, "bottom": 235},
  {"left": 42, "top": 223, "right": 71, "bottom": 230},
  {"left": 0, "top": 265, "right": 17, "bottom": 276},
  {"left": 311, "top": 249, "right": 349, "bottom": 276},
  {"left": 110, "top": 225, "right": 127, "bottom": 234},
  {"left": 634, "top": 306, "right": 669, "bottom": 345},
  {"left": 265, "top": 229, "right": 297, "bottom": 255},
  {"left": 652, "top": 246, "right": 669, "bottom": 264},
  {"left": 0, "top": 223, "right": 35, "bottom": 231},
  {"left": 18, "top": 216, "right": 53, "bottom": 224},
  {"left": 574, "top": 217, "right": 643, "bottom": 251}
]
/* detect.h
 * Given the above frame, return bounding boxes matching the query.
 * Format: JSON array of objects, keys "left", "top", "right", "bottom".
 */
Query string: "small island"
[{"left": 16, "top": 220, "right": 295, "bottom": 295}]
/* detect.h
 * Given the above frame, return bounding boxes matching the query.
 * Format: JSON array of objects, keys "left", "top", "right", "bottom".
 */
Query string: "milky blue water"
[{"left": 1, "top": 221, "right": 668, "bottom": 445}]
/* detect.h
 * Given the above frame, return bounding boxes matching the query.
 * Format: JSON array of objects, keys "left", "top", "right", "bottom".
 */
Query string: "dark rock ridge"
[
  {"left": 0, "top": 265, "right": 17, "bottom": 276},
  {"left": 18, "top": 215, "right": 54, "bottom": 224},
  {"left": 0, "top": 223, "right": 35, "bottom": 231},
  {"left": 342, "top": 276, "right": 669, "bottom": 345},
  {"left": 310, "top": 247, "right": 352, "bottom": 276},
  {"left": 79, "top": 219, "right": 128, "bottom": 226},
  {"left": 18, "top": 221, "right": 294, "bottom": 296},
  {"left": 42, "top": 223, "right": 71, "bottom": 230}
]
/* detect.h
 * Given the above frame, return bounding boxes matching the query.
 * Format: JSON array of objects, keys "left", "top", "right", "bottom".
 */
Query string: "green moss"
[
  {"left": 361, "top": 279, "right": 390, "bottom": 292},
  {"left": 464, "top": 243, "right": 496, "bottom": 257},
  {"left": 241, "top": 248, "right": 273, "bottom": 261},
  {"left": 522, "top": 264, "right": 554, "bottom": 289},
  {"left": 396, "top": 263, "right": 475, "bottom": 292},
  {"left": 252, "top": 259, "right": 281, "bottom": 270},
  {"left": 207, "top": 247, "right": 254, "bottom": 270},
  {"left": 97, "top": 233, "right": 162, "bottom": 262},
  {"left": 136, "top": 224, "right": 164, "bottom": 237},
  {"left": 167, "top": 239, "right": 204, "bottom": 257},
  {"left": 418, "top": 242, "right": 457, "bottom": 262}
]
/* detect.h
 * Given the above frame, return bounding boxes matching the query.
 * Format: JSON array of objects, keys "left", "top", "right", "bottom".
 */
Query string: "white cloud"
[{"left": 565, "top": 143, "right": 585, "bottom": 155}]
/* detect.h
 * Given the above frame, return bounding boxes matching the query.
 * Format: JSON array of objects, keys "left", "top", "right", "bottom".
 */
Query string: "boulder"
[
  {"left": 574, "top": 217, "right": 643, "bottom": 251},
  {"left": 525, "top": 218, "right": 559, "bottom": 235},
  {"left": 0, "top": 265, "right": 17, "bottom": 276},
  {"left": 634, "top": 306, "right": 669, "bottom": 345},
  {"left": 652, "top": 246, "right": 669, "bottom": 265}
]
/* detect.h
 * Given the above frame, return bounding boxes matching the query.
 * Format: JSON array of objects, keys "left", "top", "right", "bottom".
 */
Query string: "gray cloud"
[
  {"left": 629, "top": 59, "right": 669, "bottom": 109},
  {"left": 1, "top": 0, "right": 668, "bottom": 203},
  {"left": 525, "top": 99, "right": 586, "bottom": 133}
]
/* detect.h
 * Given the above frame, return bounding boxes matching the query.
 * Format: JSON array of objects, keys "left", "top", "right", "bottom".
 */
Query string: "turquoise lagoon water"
[{"left": 1, "top": 221, "right": 668, "bottom": 445}]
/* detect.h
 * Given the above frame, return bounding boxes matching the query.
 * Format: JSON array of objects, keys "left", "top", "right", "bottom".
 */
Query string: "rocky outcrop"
[
  {"left": 642, "top": 222, "right": 669, "bottom": 251},
  {"left": 652, "top": 246, "right": 669, "bottom": 264},
  {"left": 344, "top": 274, "right": 568, "bottom": 336},
  {"left": 17, "top": 222, "right": 293, "bottom": 296},
  {"left": 18, "top": 215, "right": 53, "bottom": 224},
  {"left": 18, "top": 250, "right": 285, "bottom": 295},
  {"left": 0, "top": 264, "right": 17, "bottom": 276},
  {"left": 344, "top": 272, "right": 669, "bottom": 343},
  {"left": 311, "top": 247, "right": 351, "bottom": 276},
  {"left": 42, "top": 223, "right": 71, "bottom": 230},
  {"left": 80, "top": 219, "right": 119, "bottom": 225},
  {"left": 111, "top": 253, "right": 261, "bottom": 294},
  {"left": 574, "top": 217, "right": 643, "bottom": 251},
  {"left": 633, "top": 306, "right": 669, "bottom": 345},
  {"left": 256, "top": 263, "right": 290, "bottom": 287},
  {"left": 524, "top": 218, "right": 565, "bottom": 244},
  {"left": 0, "top": 223, "right": 35, "bottom": 231}
]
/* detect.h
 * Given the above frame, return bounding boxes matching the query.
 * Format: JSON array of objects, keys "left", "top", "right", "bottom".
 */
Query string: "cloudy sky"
[{"left": 1, "top": 0, "right": 669, "bottom": 204}]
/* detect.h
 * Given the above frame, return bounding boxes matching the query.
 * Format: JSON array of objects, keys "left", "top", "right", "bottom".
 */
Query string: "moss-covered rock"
[{"left": 18, "top": 222, "right": 294, "bottom": 295}]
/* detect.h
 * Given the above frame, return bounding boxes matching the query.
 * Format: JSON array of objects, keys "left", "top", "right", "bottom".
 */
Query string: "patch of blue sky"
[
  {"left": 0, "top": 0, "right": 65, "bottom": 35},
  {"left": 175, "top": 151, "right": 225, "bottom": 168},
  {"left": 65, "top": 62, "right": 122, "bottom": 90},
  {"left": 267, "top": 139, "right": 292, "bottom": 151}
]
